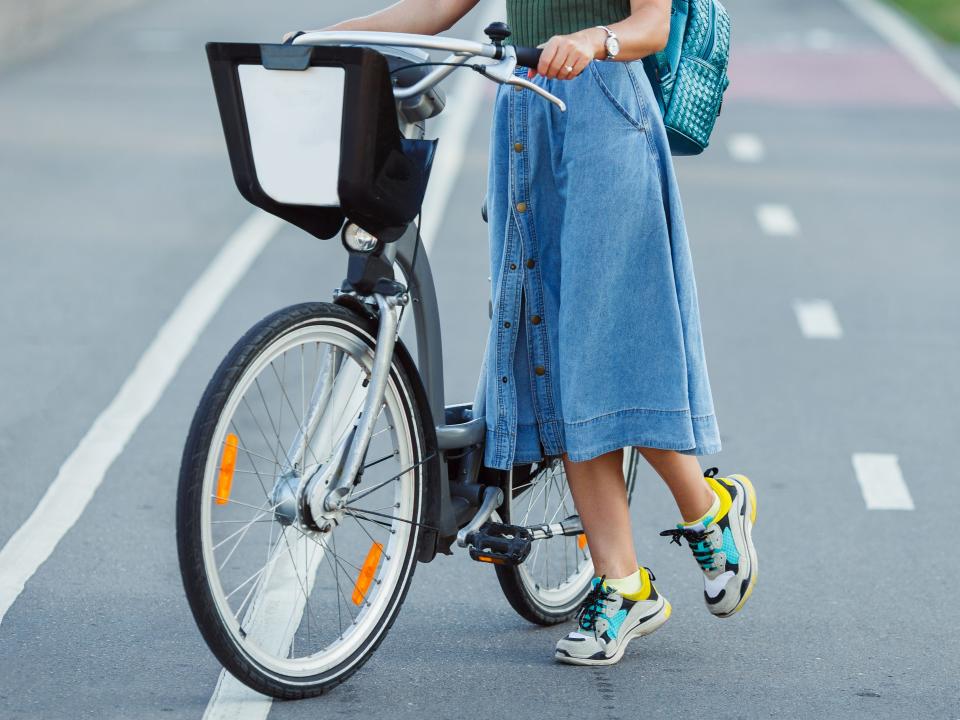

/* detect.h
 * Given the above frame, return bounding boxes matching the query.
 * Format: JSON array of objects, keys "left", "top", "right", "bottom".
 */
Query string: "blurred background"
[{"left": 0, "top": 0, "right": 957, "bottom": 718}]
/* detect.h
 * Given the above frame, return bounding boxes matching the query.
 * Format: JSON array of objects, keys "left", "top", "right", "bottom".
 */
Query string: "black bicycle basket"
[{"left": 206, "top": 42, "right": 438, "bottom": 241}]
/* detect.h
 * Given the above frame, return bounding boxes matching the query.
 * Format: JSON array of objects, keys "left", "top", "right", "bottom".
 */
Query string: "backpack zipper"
[{"left": 699, "top": 0, "right": 717, "bottom": 60}]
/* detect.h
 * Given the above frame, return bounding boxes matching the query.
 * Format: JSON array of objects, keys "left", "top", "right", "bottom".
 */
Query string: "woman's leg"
[
  {"left": 636, "top": 447, "right": 715, "bottom": 522},
  {"left": 562, "top": 448, "right": 638, "bottom": 579},
  {"left": 562, "top": 447, "right": 715, "bottom": 580}
]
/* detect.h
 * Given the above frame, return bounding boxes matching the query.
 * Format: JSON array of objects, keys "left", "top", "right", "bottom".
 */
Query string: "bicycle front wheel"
[
  {"left": 495, "top": 449, "right": 640, "bottom": 625},
  {"left": 176, "top": 302, "right": 428, "bottom": 698}
]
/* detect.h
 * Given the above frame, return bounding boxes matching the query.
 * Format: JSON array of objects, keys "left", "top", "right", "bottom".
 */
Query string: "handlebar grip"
[{"left": 513, "top": 46, "right": 542, "bottom": 68}]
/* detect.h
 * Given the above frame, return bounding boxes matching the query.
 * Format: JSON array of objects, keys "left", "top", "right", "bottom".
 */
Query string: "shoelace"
[
  {"left": 659, "top": 467, "right": 722, "bottom": 572},
  {"left": 660, "top": 527, "right": 718, "bottom": 572},
  {"left": 576, "top": 575, "right": 612, "bottom": 631}
]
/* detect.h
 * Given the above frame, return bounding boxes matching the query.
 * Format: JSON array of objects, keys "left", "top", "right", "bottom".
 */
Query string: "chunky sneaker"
[
  {"left": 554, "top": 568, "right": 671, "bottom": 666},
  {"left": 660, "top": 468, "right": 758, "bottom": 618}
]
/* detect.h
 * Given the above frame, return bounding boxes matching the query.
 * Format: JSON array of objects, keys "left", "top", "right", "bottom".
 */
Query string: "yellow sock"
[
  {"left": 606, "top": 567, "right": 653, "bottom": 601},
  {"left": 681, "top": 490, "right": 721, "bottom": 528}
]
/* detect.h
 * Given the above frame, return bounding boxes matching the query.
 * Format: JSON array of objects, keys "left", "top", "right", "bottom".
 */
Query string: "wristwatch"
[{"left": 595, "top": 25, "right": 620, "bottom": 61}]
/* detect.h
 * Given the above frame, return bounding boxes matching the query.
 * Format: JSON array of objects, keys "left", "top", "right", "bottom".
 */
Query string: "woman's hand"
[{"left": 529, "top": 28, "right": 606, "bottom": 80}]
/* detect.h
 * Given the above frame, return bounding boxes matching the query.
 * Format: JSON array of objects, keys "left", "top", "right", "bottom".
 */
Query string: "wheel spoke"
[{"left": 192, "top": 323, "right": 422, "bottom": 679}]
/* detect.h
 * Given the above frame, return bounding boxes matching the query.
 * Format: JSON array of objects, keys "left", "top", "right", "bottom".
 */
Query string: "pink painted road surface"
[{"left": 727, "top": 47, "right": 951, "bottom": 107}]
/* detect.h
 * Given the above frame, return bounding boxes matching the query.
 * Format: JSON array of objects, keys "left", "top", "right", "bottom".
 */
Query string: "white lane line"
[
  {"left": 756, "top": 204, "right": 800, "bottom": 237},
  {"left": 417, "top": 52, "right": 492, "bottom": 252},
  {"left": 838, "top": 0, "right": 960, "bottom": 109},
  {"left": 727, "top": 133, "right": 765, "bottom": 163},
  {"left": 793, "top": 299, "right": 843, "bottom": 339},
  {"left": 202, "top": 4, "right": 506, "bottom": 716},
  {"left": 205, "top": 670, "right": 273, "bottom": 720},
  {"left": 852, "top": 453, "right": 914, "bottom": 510},
  {"left": 0, "top": 211, "right": 283, "bottom": 626}
]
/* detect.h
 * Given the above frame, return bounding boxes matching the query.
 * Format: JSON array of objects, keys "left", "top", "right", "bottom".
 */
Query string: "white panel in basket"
[{"left": 238, "top": 64, "right": 345, "bottom": 207}]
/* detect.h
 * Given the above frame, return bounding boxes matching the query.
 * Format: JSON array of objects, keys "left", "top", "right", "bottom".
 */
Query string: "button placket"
[
  {"left": 493, "top": 86, "right": 531, "bottom": 465},
  {"left": 512, "top": 100, "right": 558, "bottom": 446}
]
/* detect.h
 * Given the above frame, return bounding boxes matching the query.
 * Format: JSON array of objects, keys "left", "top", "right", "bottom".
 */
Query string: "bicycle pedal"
[{"left": 466, "top": 522, "right": 532, "bottom": 566}]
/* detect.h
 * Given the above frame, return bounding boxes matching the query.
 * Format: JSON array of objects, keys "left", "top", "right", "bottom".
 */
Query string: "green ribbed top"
[{"left": 506, "top": 0, "right": 631, "bottom": 48}]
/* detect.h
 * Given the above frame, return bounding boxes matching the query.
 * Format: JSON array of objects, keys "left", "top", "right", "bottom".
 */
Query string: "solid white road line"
[
  {"left": 756, "top": 204, "right": 800, "bottom": 237},
  {"left": 852, "top": 453, "right": 915, "bottom": 510},
  {"left": 417, "top": 56, "right": 491, "bottom": 255},
  {"left": 793, "top": 299, "right": 844, "bottom": 339},
  {"left": 202, "top": 4, "right": 506, "bottom": 717},
  {"left": 838, "top": 0, "right": 960, "bottom": 109},
  {"left": 205, "top": 670, "right": 273, "bottom": 720},
  {"left": 0, "top": 211, "right": 283, "bottom": 626},
  {"left": 727, "top": 133, "right": 765, "bottom": 163}
]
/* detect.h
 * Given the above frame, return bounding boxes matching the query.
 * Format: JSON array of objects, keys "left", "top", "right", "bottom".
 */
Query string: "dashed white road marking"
[
  {"left": 727, "top": 133, "right": 765, "bottom": 163},
  {"left": 838, "top": 0, "right": 960, "bottom": 109},
  {"left": 852, "top": 453, "right": 914, "bottom": 510},
  {"left": 756, "top": 204, "right": 800, "bottom": 236},
  {"left": 0, "top": 211, "right": 283, "bottom": 627},
  {"left": 793, "top": 299, "right": 843, "bottom": 339},
  {"left": 202, "top": 5, "right": 506, "bottom": 717}
]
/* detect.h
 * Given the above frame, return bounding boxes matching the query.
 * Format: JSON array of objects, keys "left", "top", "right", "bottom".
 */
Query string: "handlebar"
[
  {"left": 513, "top": 46, "right": 542, "bottom": 68},
  {"left": 291, "top": 30, "right": 564, "bottom": 111}
]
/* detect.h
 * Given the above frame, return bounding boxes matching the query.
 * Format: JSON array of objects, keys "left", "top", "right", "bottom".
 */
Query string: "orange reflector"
[
  {"left": 352, "top": 542, "right": 384, "bottom": 605},
  {"left": 215, "top": 434, "right": 239, "bottom": 505},
  {"left": 577, "top": 533, "right": 587, "bottom": 550}
]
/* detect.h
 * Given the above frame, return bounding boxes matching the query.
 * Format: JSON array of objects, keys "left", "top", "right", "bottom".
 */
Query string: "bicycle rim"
[{"left": 193, "top": 317, "right": 423, "bottom": 682}]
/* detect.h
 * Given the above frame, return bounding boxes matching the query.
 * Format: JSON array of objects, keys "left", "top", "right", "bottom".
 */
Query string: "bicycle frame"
[{"left": 267, "top": 30, "right": 567, "bottom": 561}]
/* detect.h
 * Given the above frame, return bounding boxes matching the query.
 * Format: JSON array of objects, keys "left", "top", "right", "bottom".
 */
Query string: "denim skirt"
[{"left": 472, "top": 60, "right": 722, "bottom": 470}]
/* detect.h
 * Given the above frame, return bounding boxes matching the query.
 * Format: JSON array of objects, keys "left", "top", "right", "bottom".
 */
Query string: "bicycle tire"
[
  {"left": 177, "top": 301, "right": 429, "bottom": 699},
  {"left": 494, "top": 448, "right": 640, "bottom": 625}
]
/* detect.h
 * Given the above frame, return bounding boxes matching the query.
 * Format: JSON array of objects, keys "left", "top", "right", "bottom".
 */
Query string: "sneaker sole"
[
  {"left": 554, "top": 599, "right": 672, "bottom": 666},
  {"left": 715, "top": 473, "right": 758, "bottom": 618}
]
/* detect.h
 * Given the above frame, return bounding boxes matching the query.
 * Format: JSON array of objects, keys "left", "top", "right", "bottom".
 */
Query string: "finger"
[
  {"left": 567, "top": 52, "right": 590, "bottom": 78},
  {"left": 536, "top": 40, "right": 560, "bottom": 79},
  {"left": 545, "top": 41, "right": 574, "bottom": 79},
  {"left": 557, "top": 53, "right": 580, "bottom": 79}
]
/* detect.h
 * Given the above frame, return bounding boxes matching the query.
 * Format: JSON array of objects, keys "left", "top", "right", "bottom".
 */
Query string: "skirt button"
[
  {"left": 534, "top": 366, "right": 545, "bottom": 376},
  {"left": 531, "top": 315, "right": 542, "bottom": 325},
  {"left": 525, "top": 258, "right": 536, "bottom": 269}
]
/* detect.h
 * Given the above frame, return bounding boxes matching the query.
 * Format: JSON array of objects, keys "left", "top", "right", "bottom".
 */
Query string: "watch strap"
[{"left": 595, "top": 25, "right": 617, "bottom": 60}]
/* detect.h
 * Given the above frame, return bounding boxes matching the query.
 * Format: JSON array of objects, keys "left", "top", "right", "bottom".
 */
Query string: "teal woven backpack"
[{"left": 642, "top": 0, "right": 731, "bottom": 156}]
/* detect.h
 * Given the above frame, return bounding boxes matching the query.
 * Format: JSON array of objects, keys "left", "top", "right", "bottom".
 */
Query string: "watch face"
[{"left": 606, "top": 36, "right": 620, "bottom": 57}]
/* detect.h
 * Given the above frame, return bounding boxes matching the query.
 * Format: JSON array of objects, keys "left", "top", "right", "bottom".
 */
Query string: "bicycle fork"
[{"left": 268, "top": 290, "right": 408, "bottom": 533}]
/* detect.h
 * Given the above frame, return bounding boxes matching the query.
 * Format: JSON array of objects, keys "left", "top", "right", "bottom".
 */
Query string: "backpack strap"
[{"left": 641, "top": 53, "right": 667, "bottom": 116}]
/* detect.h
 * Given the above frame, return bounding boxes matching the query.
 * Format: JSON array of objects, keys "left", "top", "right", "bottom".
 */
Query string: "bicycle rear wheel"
[
  {"left": 177, "top": 302, "right": 428, "bottom": 698},
  {"left": 495, "top": 449, "right": 640, "bottom": 625}
]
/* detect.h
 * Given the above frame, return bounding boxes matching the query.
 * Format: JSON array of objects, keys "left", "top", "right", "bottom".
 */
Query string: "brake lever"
[
  {"left": 478, "top": 49, "right": 567, "bottom": 112},
  {"left": 505, "top": 76, "right": 567, "bottom": 112}
]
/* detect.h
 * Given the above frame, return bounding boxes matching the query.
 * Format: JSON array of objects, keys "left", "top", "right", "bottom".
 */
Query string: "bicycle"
[{"left": 177, "top": 22, "right": 642, "bottom": 699}]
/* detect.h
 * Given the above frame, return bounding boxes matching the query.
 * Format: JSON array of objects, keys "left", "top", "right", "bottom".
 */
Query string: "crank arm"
[
  {"left": 526, "top": 515, "right": 582, "bottom": 541},
  {"left": 456, "top": 486, "right": 504, "bottom": 547}
]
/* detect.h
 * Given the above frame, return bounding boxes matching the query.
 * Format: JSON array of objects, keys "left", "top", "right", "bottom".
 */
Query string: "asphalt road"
[{"left": 0, "top": 0, "right": 958, "bottom": 718}]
